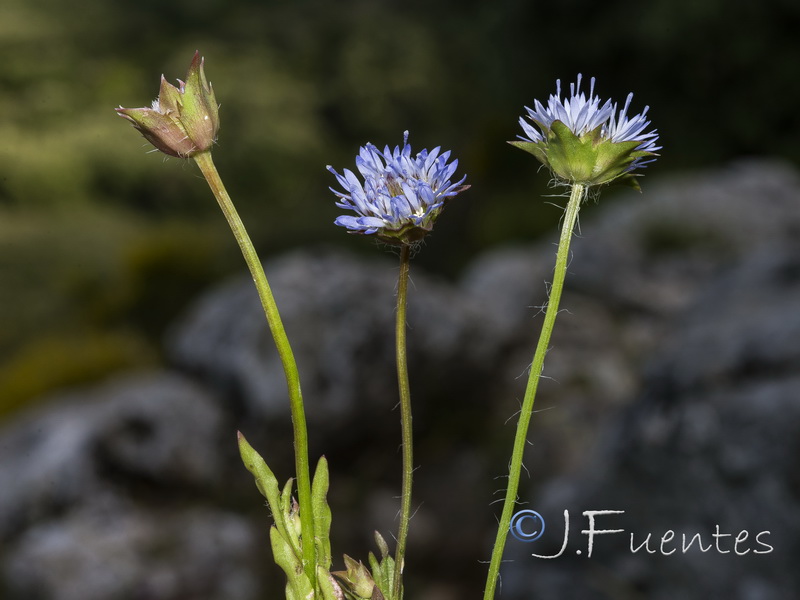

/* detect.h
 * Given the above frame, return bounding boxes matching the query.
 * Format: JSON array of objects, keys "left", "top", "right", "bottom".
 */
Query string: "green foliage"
[
  {"left": 0, "top": 208, "right": 228, "bottom": 415},
  {"left": 334, "top": 556, "right": 378, "bottom": 600},
  {"left": 238, "top": 437, "right": 397, "bottom": 599},
  {"left": 328, "top": 532, "right": 398, "bottom": 600},
  {"left": 512, "top": 124, "right": 648, "bottom": 189},
  {"left": 81, "top": 220, "right": 228, "bottom": 337},
  {"left": 0, "top": 330, "right": 155, "bottom": 418},
  {"left": 367, "top": 532, "right": 398, "bottom": 600},
  {"left": 0, "top": 0, "right": 796, "bottom": 417},
  {"left": 312, "top": 457, "right": 333, "bottom": 571},
  {"left": 2, "top": 0, "right": 795, "bottom": 218},
  {"left": 239, "top": 435, "right": 340, "bottom": 599}
]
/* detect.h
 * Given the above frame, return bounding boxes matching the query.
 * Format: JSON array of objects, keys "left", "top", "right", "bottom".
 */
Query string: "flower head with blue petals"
[
  {"left": 328, "top": 132, "right": 468, "bottom": 244},
  {"left": 511, "top": 74, "right": 660, "bottom": 189}
]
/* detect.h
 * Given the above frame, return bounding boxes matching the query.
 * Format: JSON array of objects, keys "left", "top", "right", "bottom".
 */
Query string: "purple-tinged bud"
[{"left": 116, "top": 51, "right": 219, "bottom": 158}]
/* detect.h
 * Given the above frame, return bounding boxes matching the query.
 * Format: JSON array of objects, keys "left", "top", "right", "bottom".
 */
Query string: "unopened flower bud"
[
  {"left": 116, "top": 51, "right": 219, "bottom": 157},
  {"left": 333, "top": 555, "right": 377, "bottom": 599}
]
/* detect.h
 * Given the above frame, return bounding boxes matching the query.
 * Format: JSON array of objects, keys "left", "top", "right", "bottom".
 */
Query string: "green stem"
[
  {"left": 193, "top": 151, "right": 316, "bottom": 589},
  {"left": 392, "top": 243, "right": 413, "bottom": 600},
  {"left": 482, "top": 182, "right": 586, "bottom": 600}
]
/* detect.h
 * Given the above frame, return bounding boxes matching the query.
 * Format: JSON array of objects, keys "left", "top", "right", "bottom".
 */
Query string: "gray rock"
[
  {"left": 165, "top": 247, "right": 516, "bottom": 590},
  {"left": 0, "top": 373, "right": 226, "bottom": 541},
  {"left": 3, "top": 496, "right": 259, "bottom": 600},
  {"left": 166, "top": 247, "right": 498, "bottom": 431},
  {"left": 462, "top": 159, "right": 800, "bottom": 474},
  {"left": 463, "top": 159, "right": 800, "bottom": 343},
  {"left": 0, "top": 374, "right": 252, "bottom": 600},
  {"left": 502, "top": 244, "right": 800, "bottom": 599},
  {"left": 3, "top": 160, "right": 800, "bottom": 599}
]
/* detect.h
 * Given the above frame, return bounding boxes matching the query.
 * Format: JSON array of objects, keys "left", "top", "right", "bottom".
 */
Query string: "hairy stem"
[
  {"left": 483, "top": 182, "right": 586, "bottom": 600},
  {"left": 392, "top": 243, "right": 413, "bottom": 600},
  {"left": 193, "top": 151, "right": 316, "bottom": 589}
]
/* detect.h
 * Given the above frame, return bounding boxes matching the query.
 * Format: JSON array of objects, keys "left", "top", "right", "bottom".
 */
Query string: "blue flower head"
[
  {"left": 328, "top": 132, "right": 468, "bottom": 244},
  {"left": 511, "top": 75, "right": 660, "bottom": 190}
]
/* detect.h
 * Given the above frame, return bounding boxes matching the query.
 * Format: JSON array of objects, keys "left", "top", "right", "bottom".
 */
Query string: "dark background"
[
  {"left": 1, "top": 0, "right": 799, "bottom": 597},
  {"left": 1, "top": 0, "right": 798, "bottom": 412}
]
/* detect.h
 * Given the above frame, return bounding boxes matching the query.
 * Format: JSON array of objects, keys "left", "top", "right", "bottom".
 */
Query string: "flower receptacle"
[{"left": 510, "top": 121, "right": 656, "bottom": 189}]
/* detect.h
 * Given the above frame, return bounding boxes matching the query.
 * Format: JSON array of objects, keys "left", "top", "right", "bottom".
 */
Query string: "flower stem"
[
  {"left": 392, "top": 243, "right": 413, "bottom": 600},
  {"left": 193, "top": 151, "right": 316, "bottom": 589},
  {"left": 482, "top": 182, "right": 586, "bottom": 600}
]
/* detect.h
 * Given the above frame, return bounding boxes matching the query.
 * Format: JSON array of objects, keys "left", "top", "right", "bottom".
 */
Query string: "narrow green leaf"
[
  {"left": 281, "top": 476, "right": 294, "bottom": 517},
  {"left": 367, "top": 552, "right": 381, "bottom": 584},
  {"left": 281, "top": 478, "right": 303, "bottom": 560},
  {"left": 312, "top": 456, "right": 333, "bottom": 570},
  {"left": 373, "top": 531, "right": 390, "bottom": 559},
  {"left": 317, "top": 566, "right": 343, "bottom": 600},
  {"left": 270, "top": 526, "right": 314, "bottom": 600},
  {"left": 238, "top": 432, "right": 289, "bottom": 539},
  {"left": 369, "top": 551, "right": 396, "bottom": 600}
]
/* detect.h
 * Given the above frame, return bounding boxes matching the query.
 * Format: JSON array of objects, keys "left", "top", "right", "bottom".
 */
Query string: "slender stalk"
[
  {"left": 193, "top": 151, "right": 316, "bottom": 588},
  {"left": 392, "top": 243, "right": 413, "bottom": 600},
  {"left": 483, "top": 182, "right": 586, "bottom": 600}
]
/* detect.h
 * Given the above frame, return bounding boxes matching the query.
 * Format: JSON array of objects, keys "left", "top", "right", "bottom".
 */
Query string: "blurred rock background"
[{"left": 1, "top": 0, "right": 799, "bottom": 598}]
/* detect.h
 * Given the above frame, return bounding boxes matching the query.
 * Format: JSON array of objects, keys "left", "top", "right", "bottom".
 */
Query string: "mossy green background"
[{"left": 1, "top": 0, "right": 797, "bottom": 414}]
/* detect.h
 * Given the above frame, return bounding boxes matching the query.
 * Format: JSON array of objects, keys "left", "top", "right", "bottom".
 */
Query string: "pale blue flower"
[
  {"left": 328, "top": 132, "right": 468, "bottom": 243},
  {"left": 513, "top": 75, "right": 659, "bottom": 187},
  {"left": 605, "top": 92, "right": 661, "bottom": 169},
  {"left": 519, "top": 74, "right": 614, "bottom": 142}
]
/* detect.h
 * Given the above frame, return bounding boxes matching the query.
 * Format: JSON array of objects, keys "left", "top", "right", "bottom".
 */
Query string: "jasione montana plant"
[
  {"left": 483, "top": 73, "right": 659, "bottom": 600},
  {"left": 116, "top": 54, "right": 657, "bottom": 599}
]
